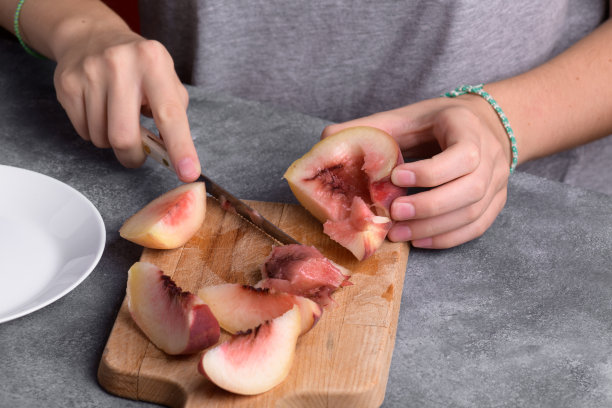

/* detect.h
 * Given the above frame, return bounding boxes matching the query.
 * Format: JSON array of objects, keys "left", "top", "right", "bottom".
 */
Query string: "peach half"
[
  {"left": 119, "top": 182, "right": 206, "bottom": 249},
  {"left": 126, "top": 262, "right": 220, "bottom": 355},
  {"left": 284, "top": 126, "right": 404, "bottom": 260},
  {"left": 197, "top": 283, "right": 322, "bottom": 335},
  {"left": 198, "top": 306, "right": 301, "bottom": 395}
]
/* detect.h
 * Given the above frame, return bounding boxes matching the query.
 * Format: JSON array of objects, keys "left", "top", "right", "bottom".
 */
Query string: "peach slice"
[
  {"left": 126, "top": 262, "right": 220, "bottom": 355},
  {"left": 197, "top": 283, "right": 322, "bottom": 335},
  {"left": 256, "top": 244, "right": 351, "bottom": 307},
  {"left": 198, "top": 306, "right": 301, "bottom": 395},
  {"left": 284, "top": 126, "right": 404, "bottom": 260},
  {"left": 119, "top": 182, "right": 206, "bottom": 249}
]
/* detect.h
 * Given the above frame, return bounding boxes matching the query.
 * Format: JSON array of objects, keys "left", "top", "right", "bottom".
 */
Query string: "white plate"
[{"left": 0, "top": 165, "right": 105, "bottom": 323}]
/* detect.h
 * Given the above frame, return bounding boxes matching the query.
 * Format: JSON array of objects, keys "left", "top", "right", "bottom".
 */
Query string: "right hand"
[{"left": 53, "top": 32, "right": 201, "bottom": 181}]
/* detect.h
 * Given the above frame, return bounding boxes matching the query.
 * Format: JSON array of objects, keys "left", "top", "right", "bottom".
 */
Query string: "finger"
[
  {"left": 391, "top": 138, "right": 480, "bottom": 188},
  {"left": 390, "top": 162, "right": 492, "bottom": 221},
  {"left": 320, "top": 105, "right": 435, "bottom": 147},
  {"left": 54, "top": 71, "right": 90, "bottom": 141},
  {"left": 61, "top": 92, "right": 90, "bottom": 142},
  {"left": 107, "top": 70, "right": 146, "bottom": 168},
  {"left": 409, "top": 187, "right": 508, "bottom": 249},
  {"left": 144, "top": 72, "right": 199, "bottom": 182},
  {"left": 392, "top": 107, "right": 487, "bottom": 188},
  {"left": 84, "top": 80, "right": 110, "bottom": 148},
  {"left": 388, "top": 171, "right": 505, "bottom": 242}
]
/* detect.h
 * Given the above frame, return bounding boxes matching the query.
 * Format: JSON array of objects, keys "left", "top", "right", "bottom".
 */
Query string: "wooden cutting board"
[{"left": 98, "top": 197, "right": 409, "bottom": 408}]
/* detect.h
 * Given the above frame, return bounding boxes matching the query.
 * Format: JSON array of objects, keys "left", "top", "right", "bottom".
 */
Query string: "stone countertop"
[{"left": 1, "top": 33, "right": 611, "bottom": 408}]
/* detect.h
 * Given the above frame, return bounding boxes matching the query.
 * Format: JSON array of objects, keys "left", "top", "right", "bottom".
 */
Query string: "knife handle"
[{"left": 140, "top": 127, "right": 174, "bottom": 172}]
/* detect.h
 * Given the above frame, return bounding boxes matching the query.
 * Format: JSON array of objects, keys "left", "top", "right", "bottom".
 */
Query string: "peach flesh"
[
  {"left": 323, "top": 196, "right": 392, "bottom": 260},
  {"left": 284, "top": 127, "right": 404, "bottom": 260},
  {"left": 198, "top": 306, "right": 301, "bottom": 395},
  {"left": 119, "top": 182, "right": 206, "bottom": 249},
  {"left": 258, "top": 244, "right": 351, "bottom": 307},
  {"left": 306, "top": 158, "right": 371, "bottom": 220},
  {"left": 127, "top": 262, "right": 220, "bottom": 355},
  {"left": 197, "top": 283, "right": 321, "bottom": 335}
]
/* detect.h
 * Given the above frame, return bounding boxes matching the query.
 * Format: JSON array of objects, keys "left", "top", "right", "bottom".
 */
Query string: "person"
[{"left": 1, "top": 0, "right": 610, "bottom": 249}]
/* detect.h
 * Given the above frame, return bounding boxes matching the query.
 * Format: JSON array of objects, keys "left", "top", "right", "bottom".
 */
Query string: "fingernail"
[
  {"left": 389, "top": 224, "right": 412, "bottom": 241},
  {"left": 412, "top": 237, "right": 433, "bottom": 248},
  {"left": 392, "top": 169, "right": 416, "bottom": 186},
  {"left": 176, "top": 157, "right": 199, "bottom": 180},
  {"left": 393, "top": 202, "right": 415, "bottom": 219}
]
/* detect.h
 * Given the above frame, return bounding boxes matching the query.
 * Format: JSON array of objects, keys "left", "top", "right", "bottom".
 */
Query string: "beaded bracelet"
[
  {"left": 443, "top": 84, "right": 518, "bottom": 173},
  {"left": 13, "top": 0, "right": 46, "bottom": 59}
]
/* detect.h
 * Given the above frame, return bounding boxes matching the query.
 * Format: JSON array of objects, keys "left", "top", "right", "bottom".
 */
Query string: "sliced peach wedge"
[
  {"left": 198, "top": 306, "right": 301, "bottom": 395},
  {"left": 197, "top": 283, "right": 322, "bottom": 336},
  {"left": 126, "top": 262, "right": 220, "bottom": 355},
  {"left": 119, "top": 182, "right": 206, "bottom": 249},
  {"left": 284, "top": 126, "right": 405, "bottom": 260}
]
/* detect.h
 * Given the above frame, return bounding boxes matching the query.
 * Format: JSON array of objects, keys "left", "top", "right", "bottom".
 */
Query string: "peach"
[
  {"left": 119, "top": 182, "right": 206, "bottom": 249},
  {"left": 198, "top": 306, "right": 301, "bottom": 395},
  {"left": 284, "top": 126, "right": 404, "bottom": 260},
  {"left": 126, "top": 262, "right": 220, "bottom": 355},
  {"left": 197, "top": 283, "right": 322, "bottom": 335},
  {"left": 256, "top": 244, "right": 351, "bottom": 307}
]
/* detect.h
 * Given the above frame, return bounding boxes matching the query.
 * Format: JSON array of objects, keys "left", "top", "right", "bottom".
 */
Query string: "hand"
[
  {"left": 321, "top": 95, "right": 512, "bottom": 249},
  {"left": 53, "top": 31, "right": 200, "bottom": 181}
]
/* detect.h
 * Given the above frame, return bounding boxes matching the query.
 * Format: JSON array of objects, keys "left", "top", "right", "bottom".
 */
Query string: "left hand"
[{"left": 321, "top": 95, "right": 512, "bottom": 249}]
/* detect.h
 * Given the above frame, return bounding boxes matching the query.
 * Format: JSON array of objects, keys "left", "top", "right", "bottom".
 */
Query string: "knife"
[{"left": 140, "top": 127, "right": 301, "bottom": 246}]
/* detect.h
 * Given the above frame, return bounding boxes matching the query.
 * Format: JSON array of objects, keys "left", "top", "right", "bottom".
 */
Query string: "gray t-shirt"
[
  {"left": 140, "top": 1, "right": 606, "bottom": 122},
  {"left": 139, "top": 1, "right": 612, "bottom": 195}
]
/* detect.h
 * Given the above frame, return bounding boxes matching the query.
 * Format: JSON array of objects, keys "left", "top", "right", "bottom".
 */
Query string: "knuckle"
[
  {"left": 179, "top": 84, "right": 189, "bottom": 107},
  {"left": 468, "top": 178, "right": 487, "bottom": 201},
  {"left": 137, "top": 39, "right": 170, "bottom": 65},
  {"left": 102, "top": 45, "right": 129, "bottom": 74},
  {"left": 472, "top": 220, "right": 489, "bottom": 240},
  {"left": 109, "top": 133, "right": 136, "bottom": 152},
  {"left": 465, "top": 203, "right": 485, "bottom": 223},
  {"left": 90, "top": 136, "right": 110, "bottom": 149},
  {"left": 82, "top": 56, "right": 101, "bottom": 81},
  {"left": 321, "top": 124, "right": 341, "bottom": 139},
  {"left": 414, "top": 199, "right": 437, "bottom": 218},
  {"left": 154, "top": 102, "right": 185, "bottom": 126},
  {"left": 463, "top": 141, "right": 481, "bottom": 170},
  {"left": 55, "top": 70, "right": 81, "bottom": 98}
]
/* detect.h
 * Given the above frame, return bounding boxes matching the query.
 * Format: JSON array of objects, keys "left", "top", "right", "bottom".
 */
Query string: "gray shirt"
[
  {"left": 139, "top": 1, "right": 612, "bottom": 195},
  {"left": 140, "top": 1, "right": 606, "bottom": 122}
]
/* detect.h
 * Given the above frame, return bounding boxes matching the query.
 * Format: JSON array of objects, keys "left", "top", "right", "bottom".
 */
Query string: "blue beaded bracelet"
[
  {"left": 13, "top": 0, "right": 46, "bottom": 59},
  {"left": 443, "top": 84, "right": 518, "bottom": 173}
]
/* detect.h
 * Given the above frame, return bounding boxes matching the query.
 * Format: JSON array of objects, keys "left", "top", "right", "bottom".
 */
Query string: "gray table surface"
[{"left": 1, "top": 33, "right": 612, "bottom": 408}]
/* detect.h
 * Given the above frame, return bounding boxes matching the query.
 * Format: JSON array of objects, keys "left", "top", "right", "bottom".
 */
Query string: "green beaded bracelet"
[
  {"left": 443, "top": 84, "right": 518, "bottom": 173},
  {"left": 13, "top": 0, "right": 46, "bottom": 59}
]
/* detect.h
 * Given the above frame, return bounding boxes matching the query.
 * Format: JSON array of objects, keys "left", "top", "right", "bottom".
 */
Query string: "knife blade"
[{"left": 140, "top": 127, "right": 301, "bottom": 245}]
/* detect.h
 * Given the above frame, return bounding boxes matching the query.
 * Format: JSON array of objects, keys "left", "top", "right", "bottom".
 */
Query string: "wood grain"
[{"left": 98, "top": 198, "right": 409, "bottom": 407}]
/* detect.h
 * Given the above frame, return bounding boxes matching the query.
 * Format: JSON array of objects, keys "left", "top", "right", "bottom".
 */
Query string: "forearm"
[
  {"left": 486, "top": 18, "right": 612, "bottom": 164},
  {"left": 0, "top": 0, "right": 135, "bottom": 61}
]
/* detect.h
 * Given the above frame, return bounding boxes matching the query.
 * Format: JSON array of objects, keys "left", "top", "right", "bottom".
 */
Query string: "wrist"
[
  {"left": 51, "top": 15, "right": 136, "bottom": 62},
  {"left": 444, "top": 86, "right": 518, "bottom": 172}
]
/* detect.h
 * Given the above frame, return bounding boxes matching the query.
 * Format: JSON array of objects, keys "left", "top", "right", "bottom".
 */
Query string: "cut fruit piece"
[
  {"left": 198, "top": 306, "right": 301, "bottom": 395},
  {"left": 119, "top": 182, "right": 206, "bottom": 249},
  {"left": 323, "top": 196, "right": 392, "bottom": 261},
  {"left": 197, "top": 283, "right": 322, "bottom": 335},
  {"left": 126, "top": 262, "right": 220, "bottom": 355},
  {"left": 257, "top": 244, "right": 351, "bottom": 307},
  {"left": 284, "top": 126, "right": 404, "bottom": 260}
]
